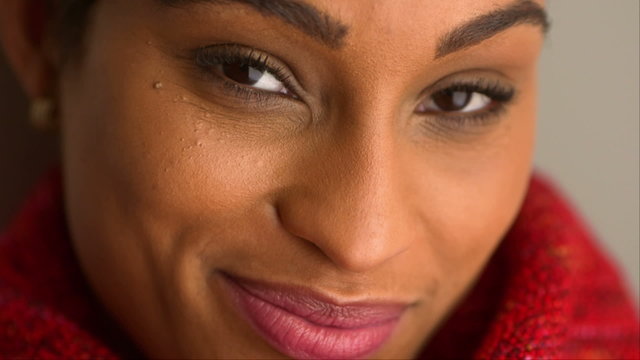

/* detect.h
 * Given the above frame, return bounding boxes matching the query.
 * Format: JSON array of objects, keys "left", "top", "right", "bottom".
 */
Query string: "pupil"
[
  {"left": 221, "top": 63, "right": 264, "bottom": 85},
  {"left": 433, "top": 90, "right": 471, "bottom": 111}
]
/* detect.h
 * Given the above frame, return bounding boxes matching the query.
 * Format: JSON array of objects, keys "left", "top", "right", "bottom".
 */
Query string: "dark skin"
[{"left": 1, "top": 0, "right": 545, "bottom": 357}]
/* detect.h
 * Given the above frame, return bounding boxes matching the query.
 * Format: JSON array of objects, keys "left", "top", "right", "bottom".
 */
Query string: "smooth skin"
[{"left": 0, "top": 0, "right": 544, "bottom": 358}]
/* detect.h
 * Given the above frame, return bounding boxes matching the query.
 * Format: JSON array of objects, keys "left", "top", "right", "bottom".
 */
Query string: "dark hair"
[{"left": 51, "top": 0, "right": 96, "bottom": 57}]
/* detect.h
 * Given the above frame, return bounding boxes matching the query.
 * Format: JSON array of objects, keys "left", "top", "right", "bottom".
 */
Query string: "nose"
[{"left": 276, "top": 123, "right": 415, "bottom": 273}]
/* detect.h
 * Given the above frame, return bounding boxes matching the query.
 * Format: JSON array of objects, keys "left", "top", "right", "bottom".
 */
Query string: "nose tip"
[
  {"left": 321, "top": 219, "right": 411, "bottom": 273},
  {"left": 277, "top": 195, "right": 412, "bottom": 273}
]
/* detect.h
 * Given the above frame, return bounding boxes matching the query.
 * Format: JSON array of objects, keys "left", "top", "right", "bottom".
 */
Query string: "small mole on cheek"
[{"left": 153, "top": 81, "right": 163, "bottom": 89}]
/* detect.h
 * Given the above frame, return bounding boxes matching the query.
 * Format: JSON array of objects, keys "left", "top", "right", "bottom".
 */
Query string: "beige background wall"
[
  {"left": 535, "top": 0, "right": 639, "bottom": 299},
  {"left": 1, "top": 1, "right": 638, "bottom": 298}
]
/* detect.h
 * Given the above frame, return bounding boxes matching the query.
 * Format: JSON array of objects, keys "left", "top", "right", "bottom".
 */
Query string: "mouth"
[{"left": 218, "top": 272, "right": 408, "bottom": 359}]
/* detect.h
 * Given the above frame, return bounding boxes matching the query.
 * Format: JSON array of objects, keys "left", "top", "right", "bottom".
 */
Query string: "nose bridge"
[{"left": 278, "top": 117, "right": 414, "bottom": 273}]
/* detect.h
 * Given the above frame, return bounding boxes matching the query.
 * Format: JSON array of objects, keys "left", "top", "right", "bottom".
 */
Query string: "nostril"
[
  {"left": 275, "top": 199, "right": 328, "bottom": 256},
  {"left": 272, "top": 200, "right": 284, "bottom": 225}
]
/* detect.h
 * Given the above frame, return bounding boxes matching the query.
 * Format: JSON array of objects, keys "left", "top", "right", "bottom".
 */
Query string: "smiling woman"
[{"left": 0, "top": 0, "right": 638, "bottom": 359}]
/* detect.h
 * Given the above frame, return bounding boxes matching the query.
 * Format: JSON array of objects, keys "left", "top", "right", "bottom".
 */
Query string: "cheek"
[
  {"left": 60, "top": 41, "right": 297, "bottom": 271},
  {"left": 59, "top": 36, "right": 297, "bottom": 356},
  {"left": 61, "top": 45, "right": 286, "bottom": 225},
  {"left": 416, "top": 93, "right": 537, "bottom": 291}
]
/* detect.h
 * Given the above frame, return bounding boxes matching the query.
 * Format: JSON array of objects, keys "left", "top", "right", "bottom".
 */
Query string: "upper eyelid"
[
  {"left": 434, "top": 82, "right": 514, "bottom": 96},
  {"left": 420, "top": 68, "right": 516, "bottom": 94},
  {"left": 426, "top": 77, "right": 509, "bottom": 94}
]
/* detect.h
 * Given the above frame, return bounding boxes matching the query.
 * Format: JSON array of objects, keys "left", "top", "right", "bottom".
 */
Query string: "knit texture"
[
  {"left": 420, "top": 175, "right": 639, "bottom": 359},
  {"left": 1, "top": 170, "right": 638, "bottom": 359}
]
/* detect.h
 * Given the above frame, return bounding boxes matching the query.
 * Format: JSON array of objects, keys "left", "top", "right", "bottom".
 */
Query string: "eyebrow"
[
  {"left": 435, "top": 0, "right": 550, "bottom": 59},
  {"left": 158, "top": 0, "right": 349, "bottom": 48}
]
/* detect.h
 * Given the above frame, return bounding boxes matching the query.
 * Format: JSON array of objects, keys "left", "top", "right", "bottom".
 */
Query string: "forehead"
[
  {"left": 311, "top": 0, "right": 519, "bottom": 26},
  {"left": 314, "top": 0, "right": 547, "bottom": 43}
]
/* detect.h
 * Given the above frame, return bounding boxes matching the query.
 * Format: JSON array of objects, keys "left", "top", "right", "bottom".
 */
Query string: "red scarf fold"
[{"left": 1, "top": 170, "right": 638, "bottom": 359}]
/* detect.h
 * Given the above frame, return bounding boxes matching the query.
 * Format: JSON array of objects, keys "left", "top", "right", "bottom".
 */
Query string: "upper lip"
[{"left": 221, "top": 272, "right": 411, "bottom": 328}]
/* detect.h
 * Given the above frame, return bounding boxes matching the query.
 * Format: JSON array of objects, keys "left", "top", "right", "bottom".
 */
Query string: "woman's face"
[{"left": 59, "top": 0, "right": 545, "bottom": 358}]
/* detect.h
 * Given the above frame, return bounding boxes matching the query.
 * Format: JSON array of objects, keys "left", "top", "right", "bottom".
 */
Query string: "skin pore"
[{"left": 2, "top": 0, "right": 546, "bottom": 358}]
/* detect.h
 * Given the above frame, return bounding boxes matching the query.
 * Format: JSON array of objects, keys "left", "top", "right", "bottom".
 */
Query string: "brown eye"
[
  {"left": 433, "top": 91, "right": 472, "bottom": 111},
  {"left": 221, "top": 63, "right": 264, "bottom": 86},
  {"left": 416, "top": 90, "right": 493, "bottom": 114},
  {"left": 214, "top": 62, "right": 289, "bottom": 94}
]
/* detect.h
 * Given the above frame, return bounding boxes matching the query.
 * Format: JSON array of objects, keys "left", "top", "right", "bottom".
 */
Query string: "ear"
[{"left": 0, "top": 0, "right": 56, "bottom": 99}]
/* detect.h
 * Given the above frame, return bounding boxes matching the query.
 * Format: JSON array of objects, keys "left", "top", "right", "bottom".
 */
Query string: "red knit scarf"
[{"left": 1, "top": 170, "right": 638, "bottom": 359}]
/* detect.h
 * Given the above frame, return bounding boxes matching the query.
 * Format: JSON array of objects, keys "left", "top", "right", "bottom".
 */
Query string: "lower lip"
[{"left": 220, "top": 274, "right": 401, "bottom": 359}]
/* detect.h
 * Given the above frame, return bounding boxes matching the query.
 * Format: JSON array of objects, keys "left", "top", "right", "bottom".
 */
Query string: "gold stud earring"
[{"left": 29, "top": 97, "right": 56, "bottom": 131}]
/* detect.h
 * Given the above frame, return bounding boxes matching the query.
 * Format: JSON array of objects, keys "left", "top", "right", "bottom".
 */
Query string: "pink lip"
[{"left": 219, "top": 272, "right": 407, "bottom": 359}]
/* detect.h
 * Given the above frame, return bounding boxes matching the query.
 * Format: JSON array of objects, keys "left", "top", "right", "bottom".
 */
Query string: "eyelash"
[
  {"left": 194, "top": 44, "right": 297, "bottom": 103},
  {"left": 193, "top": 44, "right": 516, "bottom": 128}
]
